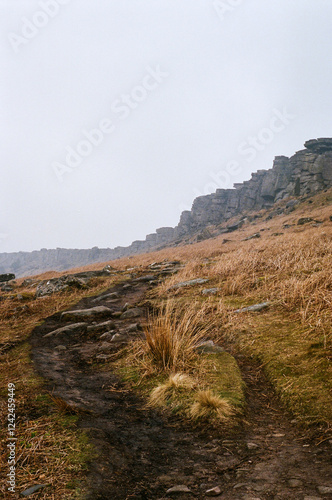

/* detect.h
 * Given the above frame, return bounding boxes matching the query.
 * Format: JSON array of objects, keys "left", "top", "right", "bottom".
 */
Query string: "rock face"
[{"left": 1, "top": 138, "right": 332, "bottom": 278}]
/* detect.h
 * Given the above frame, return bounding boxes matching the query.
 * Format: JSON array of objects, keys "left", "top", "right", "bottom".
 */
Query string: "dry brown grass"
[
  {"left": 149, "top": 373, "right": 195, "bottom": 407},
  {"left": 189, "top": 389, "right": 234, "bottom": 422},
  {"left": 143, "top": 299, "right": 215, "bottom": 372}
]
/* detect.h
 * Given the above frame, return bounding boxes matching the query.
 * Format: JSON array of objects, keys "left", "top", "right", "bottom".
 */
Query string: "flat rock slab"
[
  {"left": 87, "top": 320, "right": 116, "bottom": 333},
  {"left": 92, "top": 292, "right": 120, "bottom": 303},
  {"left": 44, "top": 322, "right": 87, "bottom": 338},
  {"left": 202, "top": 288, "right": 219, "bottom": 295},
  {"left": 61, "top": 306, "right": 113, "bottom": 322},
  {"left": 121, "top": 307, "right": 144, "bottom": 319},
  {"left": 234, "top": 302, "right": 270, "bottom": 313},
  {"left": 170, "top": 278, "right": 209, "bottom": 289}
]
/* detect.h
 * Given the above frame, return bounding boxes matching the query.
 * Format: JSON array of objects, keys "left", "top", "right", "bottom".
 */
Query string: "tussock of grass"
[
  {"left": 143, "top": 299, "right": 214, "bottom": 372},
  {"left": 189, "top": 390, "right": 234, "bottom": 422},
  {"left": 149, "top": 373, "right": 195, "bottom": 407}
]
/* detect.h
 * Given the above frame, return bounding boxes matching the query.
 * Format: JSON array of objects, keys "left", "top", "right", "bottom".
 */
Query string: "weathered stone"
[
  {"left": 0, "top": 273, "right": 15, "bottom": 283},
  {"left": 87, "top": 320, "right": 116, "bottom": 333},
  {"left": 110, "top": 333, "right": 127, "bottom": 342},
  {"left": 205, "top": 486, "right": 222, "bottom": 496},
  {"left": 195, "top": 341, "right": 224, "bottom": 354},
  {"left": 234, "top": 302, "right": 270, "bottom": 313},
  {"left": 61, "top": 306, "right": 113, "bottom": 322},
  {"left": 297, "top": 217, "right": 314, "bottom": 225},
  {"left": 21, "top": 484, "right": 48, "bottom": 497},
  {"left": 170, "top": 278, "right": 209, "bottom": 289},
  {"left": 121, "top": 307, "right": 144, "bottom": 319},
  {"left": 244, "top": 233, "right": 261, "bottom": 241},
  {"left": 92, "top": 292, "right": 119, "bottom": 303},
  {"left": 44, "top": 323, "right": 87, "bottom": 338},
  {"left": 36, "top": 276, "right": 88, "bottom": 297},
  {"left": 288, "top": 479, "right": 303, "bottom": 487},
  {"left": 202, "top": 288, "right": 219, "bottom": 295},
  {"left": 166, "top": 485, "right": 192, "bottom": 495},
  {"left": 317, "top": 486, "right": 332, "bottom": 494}
]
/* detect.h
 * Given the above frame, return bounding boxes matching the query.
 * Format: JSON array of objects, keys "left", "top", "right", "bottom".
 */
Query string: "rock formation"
[{"left": 1, "top": 138, "right": 332, "bottom": 277}]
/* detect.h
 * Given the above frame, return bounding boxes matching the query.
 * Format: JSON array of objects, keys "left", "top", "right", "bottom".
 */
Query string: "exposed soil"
[{"left": 30, "top": 273, "right": 332, "bottom": 500}]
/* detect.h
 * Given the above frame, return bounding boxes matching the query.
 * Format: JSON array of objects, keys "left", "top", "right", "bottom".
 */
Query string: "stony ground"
[{"left": 30, "top": 269, "right": 332, "bottom": 500}]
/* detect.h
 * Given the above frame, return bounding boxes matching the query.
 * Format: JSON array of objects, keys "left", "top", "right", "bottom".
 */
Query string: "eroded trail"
[{"left": 30, "top": 273, "right": 332, "bottom": 500}]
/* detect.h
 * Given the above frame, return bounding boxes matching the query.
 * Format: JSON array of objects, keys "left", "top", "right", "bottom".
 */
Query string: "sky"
[{"left": 1, "top": 0, "right": 332, "bottom": 253}]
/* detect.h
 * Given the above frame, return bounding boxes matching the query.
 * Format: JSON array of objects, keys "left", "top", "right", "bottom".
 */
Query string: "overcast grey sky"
[{"left": 1, "top": 0, "right": 332, "bottom": 252}]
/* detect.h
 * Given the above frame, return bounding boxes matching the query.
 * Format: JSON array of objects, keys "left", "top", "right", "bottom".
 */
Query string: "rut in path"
[{"left": 30, "top": 276, "right": 332, "bottom": 500}]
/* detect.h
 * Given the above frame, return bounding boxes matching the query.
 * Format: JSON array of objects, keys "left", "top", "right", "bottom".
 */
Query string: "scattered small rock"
[
  {"left": 95, "top": 354, "right": 111, "bottom": 361},
  {"left": 121, "top": 307, "right": 144, "bottom": 319},
  {"left": 317, "top": 486, "right": 332, "bottom": 494},
  {"left": 247, "top": 442, "right": 260, "bottom": 450},
  {"left": 21, "top": 484, "right": 48, "bottom": 496},
  {"left": 202, "top": 288, "right": 219, "bottom": 295},
  {"left": 169, "top": 278, "right": 209, "bottom": 290},
  {"left": 297, "top": 217, "right": 314, "bottom": 225},
  {"left": 87, "top": 320, "right": 116, "bottom": 333},
  {"left": 54, "top": 345, "right": 67, "bottom": 351},
  {"left": 288, "top": 479, "right": 303, "bottom": 487},
  {"left": 233, "top": 302, "right": 270, "bottom": 313},
  {"left": 205, "top": 486, "right": 222, "bottom": 496},
  {"left": 111, "top": 333, "right": 127, "bottom": 343},
  {"left": 166, "top": 485, "right": 192, "bottom": 495},
  {"left": 243, "top": 233, "right": 261, "bottom": 241}
]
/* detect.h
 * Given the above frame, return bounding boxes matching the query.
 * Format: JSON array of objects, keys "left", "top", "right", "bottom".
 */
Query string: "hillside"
[
  {"left": 1, "top": 187, "right": 332, "bottom": 498},
  {"left": 2, "top": 137, "right": 332, "bottom": 278}
]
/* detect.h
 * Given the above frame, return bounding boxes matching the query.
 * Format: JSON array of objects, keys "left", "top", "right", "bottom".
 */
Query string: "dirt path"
[{"left": 30, "top": 273, "right": 332, "bottom": 500}]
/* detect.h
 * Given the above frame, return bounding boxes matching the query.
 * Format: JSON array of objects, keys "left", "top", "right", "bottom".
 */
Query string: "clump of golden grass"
[
  {"left": 189, "top": 389, "right": 233, "bottom": 422},
  {"left": 143, "top": 300, "right": 214, "bottom": 372},
  {"left": 149, "top": 373, "right": 195, "bottom": 407}
]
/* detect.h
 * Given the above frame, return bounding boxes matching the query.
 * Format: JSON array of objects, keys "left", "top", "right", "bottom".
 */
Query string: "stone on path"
[
  {"left": 166, "top": 484, "right": 192, "bottom": 495},
  {"left": 205, "top": 485, "right": 222, "bottom": 496},
  {"left": 121, "top": 307, "right": 144, "bottom": 319},
  {"left": 44, "top": 322, "right": 87, "bottom": 338},
  {"left": 87, "top": 320, "right": 116, "bottom": 333},
  {"left": 61, "top": 306, "right": 113, "bottom": 322}
]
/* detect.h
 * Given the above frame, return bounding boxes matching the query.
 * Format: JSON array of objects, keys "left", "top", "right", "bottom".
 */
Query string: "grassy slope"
[{"left": 1, "top": 189, "right": 331, "bottom": 497}]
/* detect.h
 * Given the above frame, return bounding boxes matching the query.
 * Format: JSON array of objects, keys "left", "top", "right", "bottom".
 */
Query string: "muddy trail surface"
[{"left": 30, "top": 269, "right": 332, "bottom": 500}]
